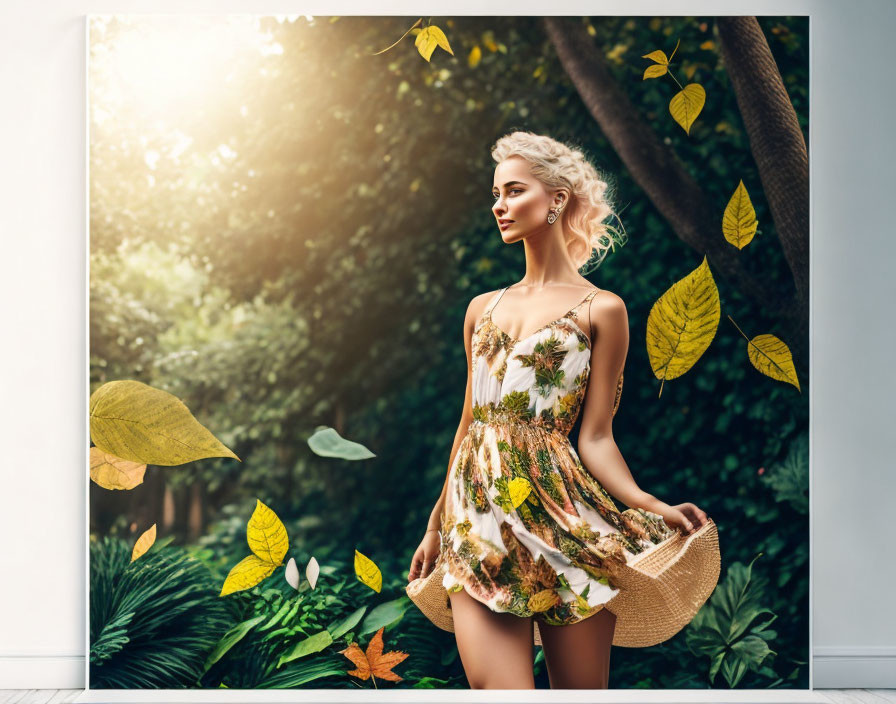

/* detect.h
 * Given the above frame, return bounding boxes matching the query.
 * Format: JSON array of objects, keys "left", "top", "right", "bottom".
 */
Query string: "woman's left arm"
[{"left": 575, "top": 292, "right": 708, "bottom": 534}]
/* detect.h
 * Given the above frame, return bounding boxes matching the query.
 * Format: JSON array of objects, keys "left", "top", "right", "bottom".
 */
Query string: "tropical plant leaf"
[
  {"left": 202, "top": 615, "right": 266, "bottom": 673},
  {"left": 329, "top": 606, "right": 367, "bottom": 639},
  {"left": 761, "top": 432, "right": 809, "bottom": 513},
  {"left": 277, "top": 629, "right": 334, "bottom": 667},
  {"left": 359, "top": 597, "right": 410, "bottom": 635}
]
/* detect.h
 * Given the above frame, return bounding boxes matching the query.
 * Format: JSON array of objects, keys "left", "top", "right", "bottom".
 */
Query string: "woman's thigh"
[
  {"left": 448, "top": 587, "right": 536, "bottom": 689},
  {"left": 536, "top": 607, "right": 617, "bottom": 689}
]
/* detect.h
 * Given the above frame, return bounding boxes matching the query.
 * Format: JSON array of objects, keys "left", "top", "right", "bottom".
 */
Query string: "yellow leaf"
[
  {"left": 527, "top": 589, "right": 561, "bottom": 612},
  {"left": 646, "top": 256, "right": 720, "bottom": 397},
  {"left": 131, "top": 524, "right": 156, "bottom": 562},
  {"left": 220, "top": 555, "right": 277, "bottom": 596},
  {"left": 669, "top": 83, "right": 705, "bottom": 135},
  {"left": 700, "top": 39, "right": 715, "bottom": 50},
  {"left": 468, "top": 45, "right": 481, "bottom": 68},
  {"left": 641, "top": 49, "right": 669, "bottom": 65},
  {"left": 574, "top": 591, "right": 592, "bottom": 614},
  {"left": 354, "top": 549, "right": 382, "bottom": 593},
  {"left": 89, "top": 380, "right": 240, "bottom": 466},
  {"left": 90, "top": 446, "right": 146, "bottom": 490},
  {"left": 746, "top": 333, "right": 801, "bottom": 391},
  {"left": 415, "top": 25, "right": 453, "bottom": 62},
  {"left": 247, "top": 499, "right": 289, "bottom": 565},
  {"left": 642, "top": 64, "right": 668, "bottom": 80},
  {"left": 722, "top": 179, "right": 758, "bottom": 249},
  {"left": 508, "top": 477, "right": 532, "bottom": 509},
  {"left": 483, "top": 34, "right": 498, "bottom": 52}
]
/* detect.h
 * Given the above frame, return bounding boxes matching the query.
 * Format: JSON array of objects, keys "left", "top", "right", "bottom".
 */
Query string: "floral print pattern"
[{"left": 437, "top": 286, "right": 675, "bottom": 626}]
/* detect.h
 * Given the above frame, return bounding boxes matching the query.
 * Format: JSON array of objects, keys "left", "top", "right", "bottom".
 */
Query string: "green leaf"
[
  {"left": 277, "top": 629, "right": 334, "bottom": 668},
  {"left": 306, "top": 426, "right": 376, "bottom": 459},
  {"left": 358, "top": 597, "right": 410, "bottom": 635},
  {"left": 327, "top": 606, "right": 367, "bottom": 639},
  {"left": 202, "top": 615, "right": 266, "bottom": 673}
]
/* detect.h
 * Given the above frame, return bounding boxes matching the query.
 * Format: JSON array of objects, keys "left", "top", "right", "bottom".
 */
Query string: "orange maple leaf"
[{"left": 338, "top": 626, "right": 409, "bottom": 687}]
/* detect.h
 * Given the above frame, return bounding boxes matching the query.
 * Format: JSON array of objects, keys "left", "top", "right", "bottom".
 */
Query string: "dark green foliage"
[{"left": 89, "top": 536, "right": 235, "bottom": 688}]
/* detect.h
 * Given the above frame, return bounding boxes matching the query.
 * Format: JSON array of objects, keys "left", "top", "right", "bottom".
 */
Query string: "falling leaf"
[
  {"left": 130, "top": 524, "right": 156, "bottom": 562},
  {"left": 220, "top": 555, "right": 277, "bottom": 597},
  {"left": 306, "top": 556, "right": 320, "bottom": 589},
  {"left": 669, "top": 83, "right": 706, "bottom": 135},
  {"left": 641, "top": 38, "right": 679, "bottom": 80},
  {"left": 354, "top": 549, "right": 382, "bottom": 593},
  {"left": 641, "top": 48, "right": 669, "bottom": 79},
  {"left": 722, "top": 180, "right": 759, "bottom": 249},
  {"left": 246, "top": 499, "right": 289, "bottom": 564},
  {"left": 643, "top": 62, "right": 668, "bottom": 80},
  {"left": 89, "top": 446, "right": 146, "bottom": 490},
  {"left": 746, "top": 333, "right": 801, "bottom": 391},
  {"left": 285, "top": 557, "right": 300, "bottom": 590},
  {"left": 468, "top": 45, "right": 481, "bottom": 68},
  {"left": 89, "top": 380, "right": 239, "bottom": 466},
  {"left": 646, "top": 256, "right": 720, "bottom": 397},
  {"left": 414, "top": 25, "right": 453, "bottom": 62},
  {"left": 508, "top": 477, "right": 532, "bottom": 509},
  {"left": 307, "top": 426, "right": 376, "bottom": 459},
  {"left": 339, "top": 626, "right": 409, "bottom": 685},
  {"left": 220, "top": 500, "right": 289, "bottom": 596}
]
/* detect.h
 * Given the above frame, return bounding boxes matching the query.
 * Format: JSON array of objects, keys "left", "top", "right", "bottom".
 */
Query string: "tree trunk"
[{"left": 541, "top": 17, "right": 808, "bottom": 383}]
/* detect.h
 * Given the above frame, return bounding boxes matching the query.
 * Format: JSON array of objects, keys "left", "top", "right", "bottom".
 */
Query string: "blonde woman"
[{"left": 407, "top": 132, "right": 713, "bottom": 689}]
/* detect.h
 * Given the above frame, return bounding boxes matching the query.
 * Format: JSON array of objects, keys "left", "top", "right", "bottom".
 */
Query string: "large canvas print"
[{"left": 88, "top": 14, "right": 809, "bottom": 691}]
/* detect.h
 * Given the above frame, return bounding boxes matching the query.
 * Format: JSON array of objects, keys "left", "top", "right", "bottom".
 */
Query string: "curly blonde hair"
[{"left": 491, "top": 131, "right": 617, "bottom": 271}]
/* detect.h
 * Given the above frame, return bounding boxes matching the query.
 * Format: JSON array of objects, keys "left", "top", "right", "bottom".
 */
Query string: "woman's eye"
[{"left": 493, "top": 189, "right": 522, "bottom": 199}]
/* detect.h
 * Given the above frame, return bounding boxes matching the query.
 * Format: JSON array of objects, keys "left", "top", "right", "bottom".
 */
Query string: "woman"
[{"left": 406, "top": 131, "right": 713, "bottom": 689}]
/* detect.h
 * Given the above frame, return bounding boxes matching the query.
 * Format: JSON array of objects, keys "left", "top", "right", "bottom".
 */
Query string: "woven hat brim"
[{"left": 405, "top": 518, "right": 720, "bottom": 649}]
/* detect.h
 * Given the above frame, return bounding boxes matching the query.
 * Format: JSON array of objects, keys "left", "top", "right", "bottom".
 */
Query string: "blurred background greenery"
[{"left": 89, "top": 14, "right": 808, "bottom": 689}]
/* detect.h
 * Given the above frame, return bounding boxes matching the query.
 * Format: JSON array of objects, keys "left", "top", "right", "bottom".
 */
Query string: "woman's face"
[{"left": 491, "top": 156, "right": 561, "bottom": 243}]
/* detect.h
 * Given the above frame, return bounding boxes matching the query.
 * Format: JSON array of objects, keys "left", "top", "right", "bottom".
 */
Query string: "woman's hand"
[
  {"left": 659, "top": 502, "right": 709, "bottom": 535},
  {"left": 407, "top": 529, "right": 442, "bottom": 582}
]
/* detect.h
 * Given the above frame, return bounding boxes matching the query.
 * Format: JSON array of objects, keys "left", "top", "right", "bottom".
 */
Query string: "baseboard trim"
[
  {"left": 812, "top": 646, "right": 896, "bottom": 688},
  {"left": 2, "top": 650, "right": 894, "bottom": 693},
  {"left": 0, "top": 655, "right": 84, "bottom": 689}
]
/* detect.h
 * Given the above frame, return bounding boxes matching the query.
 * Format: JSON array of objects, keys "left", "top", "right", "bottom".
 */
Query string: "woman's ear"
[{"left": 554, "top": 189, "right": 569, "bottom": 209}]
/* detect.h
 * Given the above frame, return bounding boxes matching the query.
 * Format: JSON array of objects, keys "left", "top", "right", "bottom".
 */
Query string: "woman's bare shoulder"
[{"left": 464, "top": 288, "right": 502, "bottom": 319}]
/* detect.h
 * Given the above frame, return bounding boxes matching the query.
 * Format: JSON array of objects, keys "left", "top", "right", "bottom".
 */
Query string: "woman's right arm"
[{"left": 407, "top": 293, "right": 488, "bottom": 582}]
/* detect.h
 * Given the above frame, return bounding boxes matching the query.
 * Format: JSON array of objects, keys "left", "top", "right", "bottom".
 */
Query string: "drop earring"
[{"left": 547, "top": 205, "right": 563, "bottom": 224}]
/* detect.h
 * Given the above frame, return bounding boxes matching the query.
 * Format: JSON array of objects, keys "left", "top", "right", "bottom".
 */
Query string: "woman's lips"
[{"left": 499, "top": 220, "right": 514, "bottom": 230}]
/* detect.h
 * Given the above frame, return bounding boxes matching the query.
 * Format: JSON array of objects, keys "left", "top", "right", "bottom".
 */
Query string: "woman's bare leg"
[
  {"left": 448, "top": 587, "right": 536, "bottom": 689},
  {"left": 536, "top": 607, "right": 617, "bottom": 689}
]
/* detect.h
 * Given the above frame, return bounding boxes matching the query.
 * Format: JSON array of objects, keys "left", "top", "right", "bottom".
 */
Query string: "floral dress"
[{"left": 437, "top": 285, "right": 675, "bottom": 627}]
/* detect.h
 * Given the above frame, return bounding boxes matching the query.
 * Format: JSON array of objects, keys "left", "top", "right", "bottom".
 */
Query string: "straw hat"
[{"left": 405, "top": 518, "right": 720, "bottom": 648}]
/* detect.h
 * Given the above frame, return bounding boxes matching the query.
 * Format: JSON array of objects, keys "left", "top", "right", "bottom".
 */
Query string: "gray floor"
[{"left": 2, "top": 690, "right": 896, "bottom": 703}]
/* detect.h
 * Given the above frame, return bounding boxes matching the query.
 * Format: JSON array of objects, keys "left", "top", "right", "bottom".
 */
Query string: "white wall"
[{"left": 0, "top": 0, "right": 893, "bottom": 691}]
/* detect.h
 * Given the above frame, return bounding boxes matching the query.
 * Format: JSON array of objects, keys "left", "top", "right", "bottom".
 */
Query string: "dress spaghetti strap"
[{"left": 483, "top": 286, "right": 510, "bottom": 319}]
